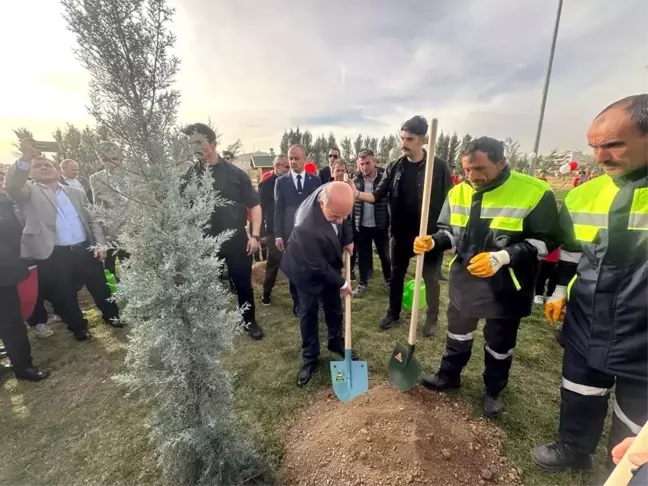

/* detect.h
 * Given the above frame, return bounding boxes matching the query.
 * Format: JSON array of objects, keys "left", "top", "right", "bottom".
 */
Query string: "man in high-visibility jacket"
[
  {"left": 532, "top": 94, "right": 648, "bottom": 471},
  {"left": 415, "top": 136, "right": 561, "bottom": 417}
]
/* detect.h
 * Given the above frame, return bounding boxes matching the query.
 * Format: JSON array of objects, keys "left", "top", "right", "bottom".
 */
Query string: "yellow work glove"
[
  {"left": 466, "top": 250, "right": 510, "bottom": 278},
  {"left": 544, "top": 285, "right": 567, "bottom": 324},
  {"left": 414, "top": 235, "right": 434, "bottom": 255}
]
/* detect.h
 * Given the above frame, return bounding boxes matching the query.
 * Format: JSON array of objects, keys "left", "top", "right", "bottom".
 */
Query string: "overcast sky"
[{"left": 1, "top": 0, "right": 646, "bottom": 161}]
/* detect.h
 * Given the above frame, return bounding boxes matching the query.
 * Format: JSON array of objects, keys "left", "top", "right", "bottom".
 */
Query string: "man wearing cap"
[{"left": 351, "top": 116, "right": 452, "bottom": 336}]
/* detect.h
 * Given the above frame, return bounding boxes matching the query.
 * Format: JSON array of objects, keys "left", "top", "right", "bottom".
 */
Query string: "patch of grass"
[{"left": 0, "top": 257, "right": 610, "bottom": 485}]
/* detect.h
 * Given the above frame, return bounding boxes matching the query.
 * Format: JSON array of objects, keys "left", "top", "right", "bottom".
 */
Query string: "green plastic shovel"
[
  {"left": 388, "top": 118, "right": 439, "bottom": 392},
  {"left": 330, "top": 252, "right": 369, "bottom": 402}
]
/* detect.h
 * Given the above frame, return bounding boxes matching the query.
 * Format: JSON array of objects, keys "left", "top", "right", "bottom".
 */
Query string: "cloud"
[{"left": 1, "top": 0, "right": 646, "bottom": 160}]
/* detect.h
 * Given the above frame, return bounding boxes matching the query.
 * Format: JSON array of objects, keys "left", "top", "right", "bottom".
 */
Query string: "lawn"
[{"left": 0, "top": 255, "right": 610, "bottom": 485}]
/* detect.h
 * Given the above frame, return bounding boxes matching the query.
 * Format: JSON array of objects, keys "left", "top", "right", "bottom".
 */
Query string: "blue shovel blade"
[{"left": 330, "top": 352, "right": 369, "bottom": 402}]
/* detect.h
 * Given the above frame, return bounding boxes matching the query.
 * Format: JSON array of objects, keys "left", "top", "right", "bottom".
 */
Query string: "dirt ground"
[{"left": 282, "top": 383, "right": 524, "bottom": 486}]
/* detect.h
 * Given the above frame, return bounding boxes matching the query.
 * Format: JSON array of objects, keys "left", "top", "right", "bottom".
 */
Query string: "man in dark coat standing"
[
  {"left": 258, "top": 155, "right": 290, "bottom": 305},
  {"left": 0, "top": 170, "right": 47, "bottom": 381},
  {"left": 281, "top": 182, "right": 358, "bottom": 386}
]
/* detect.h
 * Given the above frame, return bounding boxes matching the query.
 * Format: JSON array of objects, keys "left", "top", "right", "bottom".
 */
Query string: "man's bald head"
[
  {"left": 320, "top": 181, "right": 354, "bottom": 224},
  {"left": 60, "top": 159, "right": 79, "bottom": 179},
  {"left": 288, "top": 144, "right": 306, "bottom": 173}
]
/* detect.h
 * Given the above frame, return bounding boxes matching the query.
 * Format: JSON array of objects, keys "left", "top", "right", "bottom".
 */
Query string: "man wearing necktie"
[
  {"left": 274, "top": 144, "right": 322, "bottom": 316},
  {"left": 281, "top": 182, "right": 359, "bottom": 386}
]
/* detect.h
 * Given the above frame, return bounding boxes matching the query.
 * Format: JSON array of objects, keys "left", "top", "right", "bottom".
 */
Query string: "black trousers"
[
  {"left": 559, "top": 341, "right": 647, "bottom": 455},
  {"left": 104, "top": 248, "right": 130, "bottom": 282},
  {"left": 439, "top": 302, "right": 522, "bottom": 396},
  {"left": 298, "top": 285, "right": 343, "bottom": 365},
  {"left": 355, "top": 226, "right": 391, "bottom": 286},
  {"left": 30, "top": 244, "right": 119, "bottom": 333},
  {"left": 535, "top": 260, "right": 557, "bottom": 296},
  {"left": 389, "top": 234, "right": 441, "bottom": 321},
  {"left": 0, "top": 285, "right": 34, "bottom": 371},
  {"left": 219, "top": 237, "right": 256, "bottom": 325},
  {"left": 262, "top": 236, "right": 282, "bottom": 295}
]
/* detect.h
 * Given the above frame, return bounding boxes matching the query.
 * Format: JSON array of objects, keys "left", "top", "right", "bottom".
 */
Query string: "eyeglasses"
[{"left": 328, "top": 154, "right": 339, "bottom": 159}]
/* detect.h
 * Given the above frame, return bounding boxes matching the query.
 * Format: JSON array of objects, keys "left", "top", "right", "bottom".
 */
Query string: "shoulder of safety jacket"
[
  {"left": 447, "top": 171, "right": 550, "bottom": 197},
  {"left": 563, "top": 174, "right": 613, "bottom": 209}
]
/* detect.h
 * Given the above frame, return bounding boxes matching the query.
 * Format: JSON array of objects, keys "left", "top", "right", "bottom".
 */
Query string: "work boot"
[
  {"left": 422, "top": 315, "right": 437, "bottom": 337},
  {"left": 483, "top": 393, "right": 503, "bottom": 418},
  {"left": 531, "top": 441, "right": 594, "bottom": 472},
  {"left": 245, "top": 321, "right": 264, "bottom": 341},
  {"left": 261, "top": 292, "right": 271, "bottom": 306},
  {"left": 421, "top": 373, "right": 461, "bottom": 391},
  {"left": 379, "top": 311, "right": 400, "bottom": 330}
]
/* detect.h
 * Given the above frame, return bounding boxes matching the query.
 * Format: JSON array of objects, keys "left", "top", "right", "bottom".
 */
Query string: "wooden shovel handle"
[
  {"left": 408, "top": 118, "right": 439, "bottom": 346},
  {"left": 344, "top": 251, "right": 352, "bottom": 350},
  {"left": 604, "top": 422, "right": 648, "bottom": 486}
]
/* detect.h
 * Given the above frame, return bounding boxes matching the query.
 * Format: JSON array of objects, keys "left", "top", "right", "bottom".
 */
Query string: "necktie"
[{"left": 296, "top": 174, "right": 303, "bottom": 194}]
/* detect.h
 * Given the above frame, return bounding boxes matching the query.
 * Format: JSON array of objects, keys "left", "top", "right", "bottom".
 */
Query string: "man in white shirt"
[
  {"left": 274, "top": 144, "right": 322, "bottom": 316},
  {"left": 59, "top": 159, "right": 93, "bottom": 203}
]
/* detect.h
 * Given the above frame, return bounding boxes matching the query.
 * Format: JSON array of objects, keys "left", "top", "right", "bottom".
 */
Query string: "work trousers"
[
  {"left": 219, "top": 236, "right": 256, "bottom": 325},
  {"left": 355, "top": 226, "right": 391, "bottom": 286},
  {"left": 559, "top": 341, "right": 647, "bottom": 456},
  {"left": 388, "top": 234, "right": 441, "bottom": 322},
  {"left": 262, "top": 236, "right": 282, "bottom": 295},
  {"left": 535, "top": 260, "right": 557, "bottom": 297},
  {"left": 29, "top": 243, "right": 119, "bottom": 333},
  {"left": 298, "top": 284, "right": 343, "bottom": 365},
  {"left": 0, "top": 286, "right": 34, "bottom": 371},
  {"left": 439, "top": 302, "right": 521, "bottom": 396}
]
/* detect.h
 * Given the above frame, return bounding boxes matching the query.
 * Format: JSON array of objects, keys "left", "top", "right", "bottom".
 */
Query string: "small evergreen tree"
[
  {"left": 62, "top": 0, "right": 268, "bottom": 484},
  {"left": 447, "top": 132, "right": 461, "bottom": 169}
]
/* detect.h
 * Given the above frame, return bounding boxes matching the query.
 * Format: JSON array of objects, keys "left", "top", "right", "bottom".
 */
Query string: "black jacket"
[
  {"left": 434, "top": 168, "right": 561, "bottom": 319},
  {"left": 319, "top": 166, "right": 332, "bottom": 183},
  {"left": 281, "top": 186, "right": 353, "bottom": 294},
  {"left": 0, "top": 194, "right": 29, "bottom": 287},
  {"left": 372, "top": 152, "right": 452, "bottom": 237},
  {"left": 352, "top": 167, "right": 389, "bottom": 231},
  {"left": 556, "top": 168, "right": 647, "bottom": 379},
  {"left": 258, "top": 172, "right": 277, "bottom": 237}
]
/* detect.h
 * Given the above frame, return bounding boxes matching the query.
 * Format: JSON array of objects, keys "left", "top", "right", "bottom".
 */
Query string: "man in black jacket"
[
  {"left": 352, "top": 116, "right": 452, "bottom": 336},
  {"left": 258, "top": 155, "right": 289, "bottom": 305},
  {"left": 281, "top": 182, "right": 357, "bottom": 387},
  {"left": 0, "top": 170, "right": 47, "bottom": 381},
  {"left": 318, "top": 147, "right": 340, "bottom": 183},
  {"left": 351, "top": 149, "right": 390, "bottom": 296}
]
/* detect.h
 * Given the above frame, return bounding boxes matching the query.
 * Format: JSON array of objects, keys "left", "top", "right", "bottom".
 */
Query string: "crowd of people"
[{"left": 0, "top": 93, "right": 645, "bottom": 477}]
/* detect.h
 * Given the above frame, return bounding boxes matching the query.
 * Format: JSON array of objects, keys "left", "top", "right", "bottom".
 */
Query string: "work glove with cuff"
[
  {"left": 466, "top": 250, "right": 510, "bottom": 278},
  {"left": 413, "top": 235, "right": 434, "bottom": 255},
  {"left": 544, "top": 285, "right": 567, "bottom": 324}
]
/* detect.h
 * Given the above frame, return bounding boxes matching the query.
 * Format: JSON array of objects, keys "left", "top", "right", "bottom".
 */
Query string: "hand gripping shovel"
[
  {"left": 330, "top": 252, "right": 369, "bottom": 402},
  {"left": 604, "top": 421, "right": 648, "bottom": 486},
  {"left": 388, "top": 118, "right": 439, "bottom": 391}
]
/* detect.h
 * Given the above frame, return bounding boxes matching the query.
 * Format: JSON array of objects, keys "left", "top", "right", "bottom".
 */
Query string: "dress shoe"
[
  {"left": 14, "top": 367, "right": 49, "bottom": 382},
  {"left": 483, "top": 393, "right": 503, "bottom": 417},
  {"left": 261, "top": 292, "right": 271, "bottom": 306},
  {"left": 379, "top": 312, "right": 400, "bottom": 330},
  {"left": 421, "top": 373, "right": 461, "bottom": 391},
  {"left": 246, "top": 321, "right": 264, "bottom": 341},
  {"left": 328, "top": 346, "right": 360, "bottom": 361},
  {"left": 73, "top": 329, "right": 92, "bottom": 341},
  {"left": 422, "top": 317, "right": 437, "bottom": 337},
  {"left": 531, "top": 441, "right": 593, "bottom": 472},
  {"left": 297, "top": 362, "right": 317, "bottom": 387}
]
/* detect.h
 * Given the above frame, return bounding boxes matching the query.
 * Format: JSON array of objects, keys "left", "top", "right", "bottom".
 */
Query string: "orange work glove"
[
  {"left": 544, "top": 285, "right": 567, "bottom": 324},
  {"left": 413, "top": 235, "right": 434, "bottom": 255},
  {"left": 466, "top": 250, "right": 510, "bottom": 278}
]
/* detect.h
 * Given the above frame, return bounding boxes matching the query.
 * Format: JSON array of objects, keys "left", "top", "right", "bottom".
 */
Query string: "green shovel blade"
[
  {"left": 330, "top": 350, "right": 369, "bottom": 402},
  {"left": 388, "top": 342, "right": 421, "bottom": 391}
]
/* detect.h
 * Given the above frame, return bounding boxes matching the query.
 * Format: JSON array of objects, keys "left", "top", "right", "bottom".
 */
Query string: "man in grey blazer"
[{"left": 6, "top": 139, "right": 122, "bottom": 341}]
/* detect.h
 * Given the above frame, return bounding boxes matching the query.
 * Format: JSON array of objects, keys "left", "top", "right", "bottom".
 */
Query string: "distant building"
[{"left": 250, "top": 154, "right": 275, "bottom": 178}]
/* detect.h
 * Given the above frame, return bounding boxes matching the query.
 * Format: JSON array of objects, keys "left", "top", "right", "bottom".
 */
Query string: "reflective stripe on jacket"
[
  {"left": 559, "top": 169, "right": 647, "bottom": 379},
  {"left": 435, "top": 167, "right": 561, "bottom": 319}
]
